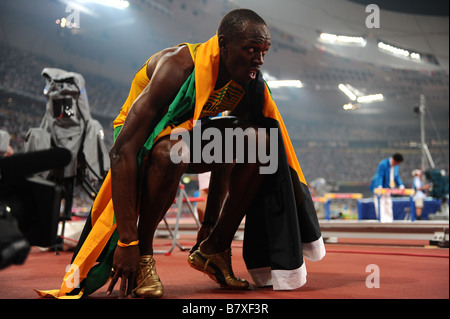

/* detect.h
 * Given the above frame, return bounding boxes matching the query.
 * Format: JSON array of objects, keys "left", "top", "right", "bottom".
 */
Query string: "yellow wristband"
[{"left": 117, "top": 240, "right": 139, "bottom": 247}]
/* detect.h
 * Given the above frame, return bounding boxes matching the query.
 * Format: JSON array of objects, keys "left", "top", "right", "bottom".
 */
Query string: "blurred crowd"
[
  {"left": 0, "top": 45, "right": 129, "bottom": 116},
  {"left": 297, "top": 147, "right": 448, "bottom": 186}
]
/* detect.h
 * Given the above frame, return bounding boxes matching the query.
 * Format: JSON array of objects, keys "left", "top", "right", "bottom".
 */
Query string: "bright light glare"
[
  {"left": 378, "top": 41, "right": 408, "bottom": 56},
  {"left": 262, "top": 72, "right": 277, "bottom": 81},
  {"left": 343, "top": 103, "right": 354, "bottom": 110},
  {"left": 77, "top": 0, "right": 129, "bottom": 9},
  {"left": 338, "top": 84, "right": 357, "bottom": 101},
  {"left": 343, "top": 103, "right": 360, "bottom": 110},
  {"left": 267, "top": 80, "right": 303, "bottom": 88},
  {"left": 320, "top": 33, "right": 366, "bottom": 47},
  {"left": 357, "top": 94, "right": 384, "bottom": 103},
  {"left": 339, "top": 83, "right": 384, "bottom": 105},
  {"left": 378, "top": 41, "right": 421, "bottom": 61},
  {"left": 410, "top": 52, "right": 421, "bottom": 60}
]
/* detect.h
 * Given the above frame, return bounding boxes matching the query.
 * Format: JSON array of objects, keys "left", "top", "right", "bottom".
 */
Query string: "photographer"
[
  {"left": 1, "top": 143, "right": 71, "bottom": 270},
  {"left": 0, "top": 129, "right": 14, "bottom": 158}
]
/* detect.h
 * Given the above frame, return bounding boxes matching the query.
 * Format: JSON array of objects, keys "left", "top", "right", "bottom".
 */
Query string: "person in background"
[
  {"left": 0, "top": 130, "right": 14, "bottom": 158},
  {"left": 411, "top": 169, "right": 430, "bottom": 220},
  {"left": 370, "top": 153, "right": 405, "bottom": 222}
]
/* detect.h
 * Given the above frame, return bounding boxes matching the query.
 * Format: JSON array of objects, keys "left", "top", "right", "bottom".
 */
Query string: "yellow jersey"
[{"left": 112, "top": 43, "right": 245, "bottom": 129}]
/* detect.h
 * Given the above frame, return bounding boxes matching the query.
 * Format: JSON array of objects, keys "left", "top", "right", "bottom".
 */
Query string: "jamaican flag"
[
  {"left": 36, "top": 33, "right": 325, "bottom": 298},
  {"left": 242, "top": 72, "right": 325, "bottom": 290}
]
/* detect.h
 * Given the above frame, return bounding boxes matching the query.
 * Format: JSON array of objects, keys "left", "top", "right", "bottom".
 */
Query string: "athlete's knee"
[
  {"left": 152, "top": 138, "right": 190, "bottom": 172},
  {"left": 254, "top": 126, "right": 278, "bottom": 175}
]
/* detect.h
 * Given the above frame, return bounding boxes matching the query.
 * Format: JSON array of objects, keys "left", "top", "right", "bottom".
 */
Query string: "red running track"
[{"left": 0, "top": 237, "right": 447, "bottom": 300}]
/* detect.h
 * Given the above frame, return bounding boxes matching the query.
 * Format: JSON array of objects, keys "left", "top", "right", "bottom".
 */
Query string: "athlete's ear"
[{"left": 218, "top": 34, "right": 228, "bottom": 51}]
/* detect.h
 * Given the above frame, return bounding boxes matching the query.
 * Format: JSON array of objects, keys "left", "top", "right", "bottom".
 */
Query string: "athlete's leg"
[
  {"left": 187, "top": 118, "right": 270, "bottom": 289},
  {"left": 133, "top": 136, "right": 189, "bottom": 298},
  {"left": 138, "top": 136, "right": 190, "bottom": 255}
]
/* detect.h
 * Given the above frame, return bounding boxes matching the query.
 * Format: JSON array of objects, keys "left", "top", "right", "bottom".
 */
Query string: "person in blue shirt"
[{"left": 370, "top": 153, "right": 405, "bottom": 222}]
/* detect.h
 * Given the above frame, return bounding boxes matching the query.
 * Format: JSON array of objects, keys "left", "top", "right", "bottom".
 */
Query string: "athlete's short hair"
[{"left": 218, "top": 9, "right": 267, "bottom": 38}]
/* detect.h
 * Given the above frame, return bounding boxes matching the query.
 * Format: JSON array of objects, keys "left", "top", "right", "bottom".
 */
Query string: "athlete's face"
[{"left": 220, "top": 23, "right": 271, "bottom": 86}]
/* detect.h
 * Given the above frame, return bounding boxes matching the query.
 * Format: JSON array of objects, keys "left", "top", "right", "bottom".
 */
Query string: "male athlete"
[
  {"left": 108, "top": 8, "right": 272, "bottom": 298},
  {"left": 37, "top": 9, "right": 325, "bottom": 299}
]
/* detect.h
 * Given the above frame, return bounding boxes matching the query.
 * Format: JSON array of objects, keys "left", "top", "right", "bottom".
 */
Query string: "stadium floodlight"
[
  {"left": 266, "top": 80, "right": 303, "bottom": 88},
  {"left": 356, "top": 93, "right": 384, "bottom": 103},
  {"left": 377, "top": 41, "right": 421, "bottom": 61},
  {"left": 343, "top": 103, "right": 361, "bottom": 110},
  {"left": 410, "top": 52, "right": 421, "bottom": 60},
  {"left": 76, "top": 0, "right": 129, "bottom": 9},
  {"left": 319, "top": 32, "right": 367, "bottom": 47},
  {"left": 338, "top": 84, "right": 357, "bottom": 101},
  {"left": 263, "top": 73, "right": 303, "bottom": 89},
  {"left": 343, "top": 103, "right": 354, "bottom": 110},
  {"left": 339, "top": 83, "right": 383, "bottom": 106}
]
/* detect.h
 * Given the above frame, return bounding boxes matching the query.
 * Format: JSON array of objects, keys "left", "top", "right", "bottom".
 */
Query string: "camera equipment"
[
  {"left": 425, "top": 169, "right": 449, "bottom": 199},
  {"left": 0, "top": 148, "right": 71, "bottom": 269},
  {"left": 24, "top": 68, "right": 110, "bottom": 251}
]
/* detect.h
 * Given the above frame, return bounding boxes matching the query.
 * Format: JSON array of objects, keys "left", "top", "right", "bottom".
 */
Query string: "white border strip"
[{"left": 247, "top": 237, "right": 326, "bottom": 290}]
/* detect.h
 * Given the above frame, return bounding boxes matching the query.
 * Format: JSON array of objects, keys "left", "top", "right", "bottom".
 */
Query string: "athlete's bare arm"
[{"left": 107, "top": 45, "right": 193, "bottom": 298}]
